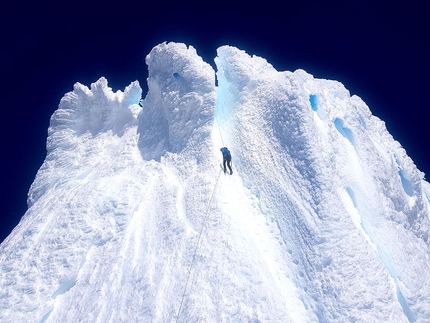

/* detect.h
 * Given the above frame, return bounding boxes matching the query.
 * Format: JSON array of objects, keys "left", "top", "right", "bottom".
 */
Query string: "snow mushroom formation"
[
  {"left": 1, "top": 41, "right": 429, "bottom": 322},
  {"left": 138, "top": 42, "right": 216, "bottom": 161}
]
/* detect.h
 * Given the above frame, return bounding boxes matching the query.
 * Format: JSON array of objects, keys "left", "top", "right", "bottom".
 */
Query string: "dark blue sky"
[{"left": 1, "top": 1, "right": 429, "bottom": 243}]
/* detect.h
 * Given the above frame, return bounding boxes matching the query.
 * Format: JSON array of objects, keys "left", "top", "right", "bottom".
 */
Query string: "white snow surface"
[{"left": 1, "top": 42, "right": 430, "bottom": 322}]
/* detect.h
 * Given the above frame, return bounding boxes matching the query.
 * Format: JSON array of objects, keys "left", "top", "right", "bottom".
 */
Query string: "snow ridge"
[{"left": 1, "top": 42, "right": 429, "bottom": 323}]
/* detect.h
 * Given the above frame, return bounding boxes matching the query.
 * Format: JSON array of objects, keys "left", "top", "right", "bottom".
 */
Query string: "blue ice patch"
[
  {"left": 309, "top": 94, "right": 318, "bottom": 111},
  {"left": 334, "top": 118, "right": 355, "bottom": 147}
]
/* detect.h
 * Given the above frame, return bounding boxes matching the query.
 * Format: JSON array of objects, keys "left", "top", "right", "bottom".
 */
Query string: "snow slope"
[{"left": 1, "top": 42, "right": 429, "bottom": 322}]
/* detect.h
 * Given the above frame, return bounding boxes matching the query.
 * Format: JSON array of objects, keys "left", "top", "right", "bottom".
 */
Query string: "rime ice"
[{"left": 1, "top": 42, "right": 429, "bottom": 323}]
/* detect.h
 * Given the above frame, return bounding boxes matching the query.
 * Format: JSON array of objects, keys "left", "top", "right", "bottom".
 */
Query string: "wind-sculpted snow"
[
  {"left": 27, "top": 77, "right": 142, "bottom": 207},
  {"left": 138, "top": 42, "right": 216, "bottom": 161},
  {"left": 215, "top": 45, "right": 430, "bottom": 322},
  {"left": 1, "top": 42, "right": 430, "bottom": 323}
]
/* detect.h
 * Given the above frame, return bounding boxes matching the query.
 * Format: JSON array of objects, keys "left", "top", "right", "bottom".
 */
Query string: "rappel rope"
[
  {"left": 216, "top": 117, "right": 224, "bottom": 148},
  {"left": 175, "top": 168, "right": 222, "bottom": 322},
  {"left": 175, "top": 115, "right": 225, "bottom": 322}
]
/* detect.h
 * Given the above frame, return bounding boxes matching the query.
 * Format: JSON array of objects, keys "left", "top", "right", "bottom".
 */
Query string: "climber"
[{"left": 220, "top": 147, "right": 233, "bottom": 175}]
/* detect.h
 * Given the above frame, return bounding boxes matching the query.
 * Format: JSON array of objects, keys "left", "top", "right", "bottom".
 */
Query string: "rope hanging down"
[
  {"left": 216, "top": 115, "right": 224, "bottom": 147},
  {"left": 175, "top": 168, "right": 223, "bottom": 322}
]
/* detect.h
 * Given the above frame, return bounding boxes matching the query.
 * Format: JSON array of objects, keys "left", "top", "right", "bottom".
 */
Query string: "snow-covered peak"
[
  {"left": 139, "top": 42, "right": 216, "bottom": 161},
  {"left": 1, "top": 42, "right": 429, "bottom": 323}
]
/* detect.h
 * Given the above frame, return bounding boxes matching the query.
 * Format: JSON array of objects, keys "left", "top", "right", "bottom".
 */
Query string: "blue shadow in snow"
[
  {"left": 51, "top": 278, "right": 77, "bottom": 299},
  {"left": 399, "top": 169, "right": 414, "bottom": 197},
  {"left": 334, "top": 118, "right": 355, "bottom": 147},
  {"left": 395, "top": 158, "right": 414, "bottom": 197},
  {"left": 309, "top": 94, "right": 318, "bottom": 112},
  {"left": 345, "top": 186, "right": 358, "bottom": 208},
  {"left": 397, "top": 286, "right": 416, "bottom": 323}
]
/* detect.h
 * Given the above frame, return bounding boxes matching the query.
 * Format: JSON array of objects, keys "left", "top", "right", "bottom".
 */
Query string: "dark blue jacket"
[{"left": 221, "top": 147, "right": 230, "bottom": 157}]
